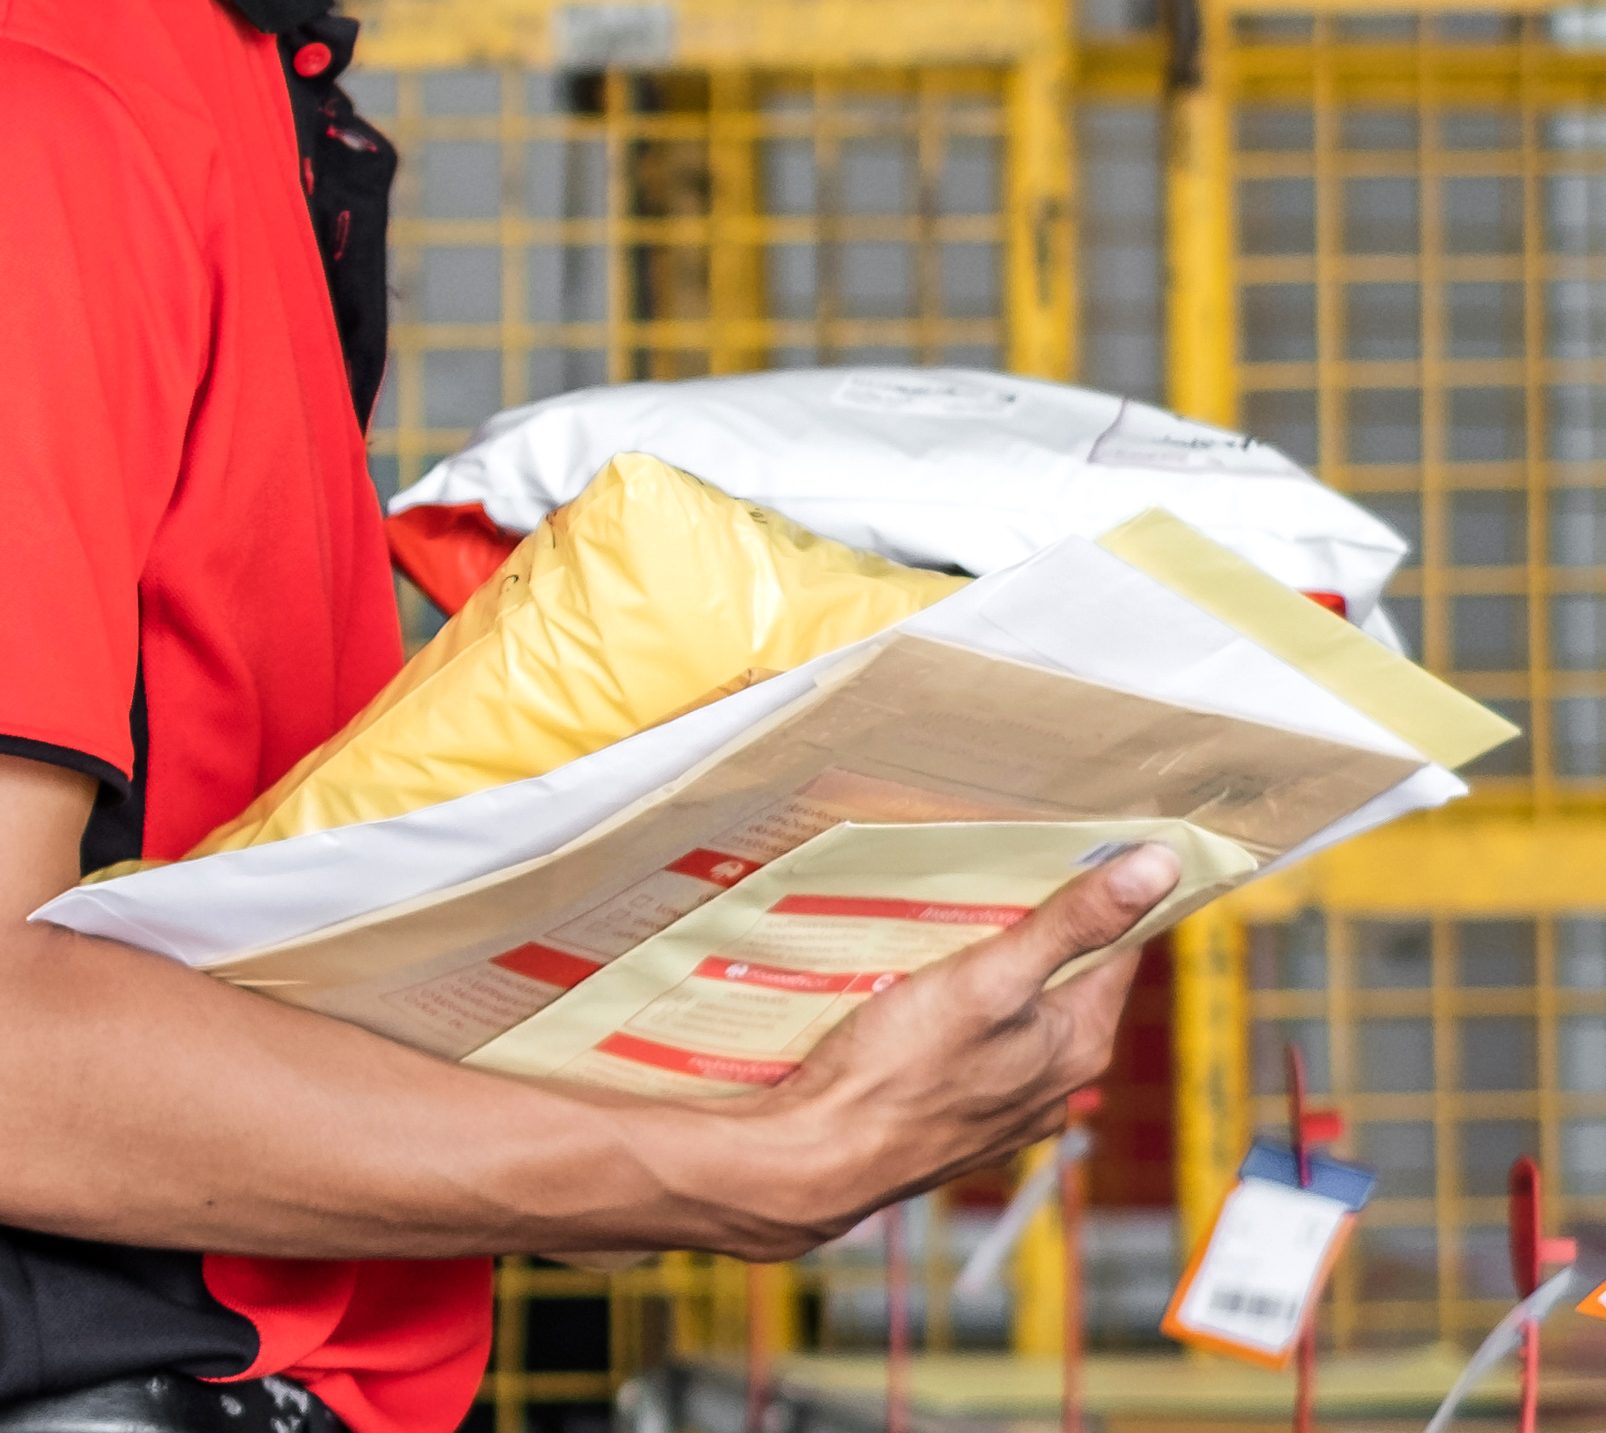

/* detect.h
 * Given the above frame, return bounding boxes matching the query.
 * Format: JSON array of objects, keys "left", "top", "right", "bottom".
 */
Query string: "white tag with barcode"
[{"left": 1163, "top": 1176, "right": 1351, "bottom": 1366}]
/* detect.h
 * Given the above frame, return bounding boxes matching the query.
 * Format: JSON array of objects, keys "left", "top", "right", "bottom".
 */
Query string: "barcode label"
[
  {"left": 1164, "top": 1177, "right": 1350, "bottom": 1363},
  {"left": 1206, "top": 1287, "right": 1302, "bottom": 1326}
]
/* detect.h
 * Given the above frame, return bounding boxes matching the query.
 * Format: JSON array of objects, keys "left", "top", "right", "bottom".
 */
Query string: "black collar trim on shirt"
[{"left": 223, "top": 0, "right": 335, "bottom": 34}]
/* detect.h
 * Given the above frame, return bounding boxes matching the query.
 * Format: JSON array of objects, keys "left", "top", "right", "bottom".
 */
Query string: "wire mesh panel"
[
  {"left": 1168, "top": 0, "right": 1606, "bottom": 1356},
  {"left": 343, "top": 5, "right": 1080, "bottom": 644},
  {"left": 1221, "top": 9, "right": 1606, "bottom": 799},
  {"left": 1224, "top": 815, "right": 1606, "bottom": 1349}
]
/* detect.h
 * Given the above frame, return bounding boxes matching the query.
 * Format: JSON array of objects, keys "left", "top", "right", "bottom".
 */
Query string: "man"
[{"left": 0, "top": 1, "right": 1180, "bottom": 1431}]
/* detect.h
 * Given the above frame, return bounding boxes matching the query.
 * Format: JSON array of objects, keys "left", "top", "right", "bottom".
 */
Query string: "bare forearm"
[
  {"left": 0, "top": 759, "right": 1171, "bottom": 1267},
  {"left": 0, "top": 925, "right": 807, "bottom": 1259}
]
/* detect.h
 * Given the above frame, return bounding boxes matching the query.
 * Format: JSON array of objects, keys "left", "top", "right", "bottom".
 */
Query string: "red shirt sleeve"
[{"left": 0, "top": 37, "right": 209, "bottom": 782}]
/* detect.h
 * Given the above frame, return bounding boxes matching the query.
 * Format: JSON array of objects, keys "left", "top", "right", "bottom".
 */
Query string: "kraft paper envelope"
[{"left": 35, "top": 514, "right": 1506, "bottom": 965}]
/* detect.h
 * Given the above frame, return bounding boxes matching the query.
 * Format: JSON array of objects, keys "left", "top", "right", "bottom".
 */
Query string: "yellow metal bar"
[
  {"left": 604, "top": 70, "right": 636, "bottom": 383},
  {"left": 491, "top": 1257, "right": 530, "bottom": 1433},
  {"left": 1073, "top": 36, "right": 1172, "bottom": 101},
  {"left": 481, "top": 1370, "right": 616, "bottom": 1401},
  {"left": 1010, "top": 1142, "right": 1065, "bottom": 1357},
  {"left": 923, "top": 1188, "right": 956, "bottom": 1353},
  {"left": 1233, "top": 44, "right": 1606, "bottom": 107},
  {"left": 394, "top": 213, "right": 1006, "bottom": 246},
  {"left": 1163, "top": 0, "right": 1238, "bottom": 426},
  {"left": 1311, "top": 15, "right": 1347, "bottom": 511},
  {"left": 707, "top": 1254, "right": 748, "bottom": 1355},
  {"left": 1226, "top": 810, "right": 1606, "bottom": 921},
  {"left": 609, "top": 1260, "right": 640, "bottom": 1400},
  {"left": 348, "top": 0, "right": 1068, "bottom": 70},
  {"left": 498, "top": 70, "right": 527, "bottom": 413},
  {"left": 746, "top": 1257, "right": 803, "bottom": 1362},
  {"left": 1172, "top": 906, "right": 1251, "bottom": 1258},
  {"left": 362, "top": 106, "right": 1008, "bottom": 143},
  {"left": 497, "top": 1265, "right": 610, "bottom": 1298},
  {"left": 707, "top": 70, "right": 767, "bottom": 374},
  {"left": 663, "top": 1252, "right": 715, "bottom": 1357},
  {"left": 1416, "top": 27, "right": 1451, "bottom": 687},
  {"left": 812, "top": 70, "right": 843, "bottom": 365},
  {"left": 1430, "top": 911, "right": 1459, "bottom": 1337},
  {"left": 632, "top": 75, "right": 714, "bottom": 380},
  {"left": 1517, "top": 28, "right": 1556, "bottom": 801},
  {"left": 1005, "top": 0, "right": 1078, "bottom": 380},
  {"left": 1227, "top": 0, "right": 1565, "bottom": 13},
  {"left": 344, "top": 12, "right": 1606, "bottom": 109}
]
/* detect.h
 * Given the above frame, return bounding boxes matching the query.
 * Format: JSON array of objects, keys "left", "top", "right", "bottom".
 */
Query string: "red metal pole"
[
  {"left": 1060, "top": 1089, "right": 1101, "bottom": 1433},
  {"left": 745, "top": 1263, "right": 770, "bottom": 1433},
  {"left": 886, "top": 1203, "right": 911, "bottom": 1433},
  {"left": 1517, "top": 1321, "right": 1540, "bottom": 1433},
  {"left": 1286, "top": 1043, "right": 1316, "bottom": 1433},
  {"left": 1509, "top": 1156, "right": 1543, "bottom": 1433},
  {"left": 1060, "top": 1143, "right": 1085, "bottom": 1433},
  {"left": 1506, "top": 1156, "right": 1580, "bottom": 1433}
]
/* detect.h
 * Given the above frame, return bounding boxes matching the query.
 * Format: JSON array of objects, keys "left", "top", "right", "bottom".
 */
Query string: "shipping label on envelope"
[{"left": 463, "top": 818, "right": 1256, "bottom": 1092}]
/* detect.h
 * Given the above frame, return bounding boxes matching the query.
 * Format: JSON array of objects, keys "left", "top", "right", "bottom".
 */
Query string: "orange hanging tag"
[
  {"left": 1576, "top": 1280, "right": 1606, "bottom": 1321},
  {"left": 1162, "top": 1140, "right": 1374, "bottom": 1369}
]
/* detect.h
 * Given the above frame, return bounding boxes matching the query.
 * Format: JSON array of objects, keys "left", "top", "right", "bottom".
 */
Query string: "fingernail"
[{"left": 1105, "top": 843, "right": 1182, "bottom": 904}]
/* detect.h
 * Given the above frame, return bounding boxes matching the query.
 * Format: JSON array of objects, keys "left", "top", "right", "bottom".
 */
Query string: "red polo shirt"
[{"left": 0, "top": 0, "right": 492, "bottom": 1427}]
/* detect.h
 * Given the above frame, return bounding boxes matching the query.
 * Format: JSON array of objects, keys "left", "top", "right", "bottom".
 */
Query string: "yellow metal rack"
[
  {"left": 337, "top": 0, "right": 1605, "bottom": 1417},
  {"left": 1166, "top": 0, "right": 1606, "bottom": 1354}
]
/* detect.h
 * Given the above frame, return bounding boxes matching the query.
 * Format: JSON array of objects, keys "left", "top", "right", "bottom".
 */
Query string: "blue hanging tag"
[{"left": 1238, "top": 1137, "right": 1376, "bottom": 1212}]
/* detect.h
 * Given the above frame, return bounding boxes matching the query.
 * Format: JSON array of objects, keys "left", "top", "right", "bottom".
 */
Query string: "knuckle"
[
  {"left": 955, "top": 954, "right": 1029, "bottom": 1028},
  {"left": 1072, "top": 1035, "right": 1118, "bottom": 1084},
  {"left": 1051, "top": 1018, "right": 1116, "bottom": 1086},
  {"left": 1081, "top": 1013, "right": 1122, "bottom": 1072}
]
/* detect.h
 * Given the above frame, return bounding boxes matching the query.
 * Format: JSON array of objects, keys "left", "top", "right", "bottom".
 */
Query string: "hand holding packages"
[{"left": 38, "top": 507, "right": 1517, "bottom": 1095}]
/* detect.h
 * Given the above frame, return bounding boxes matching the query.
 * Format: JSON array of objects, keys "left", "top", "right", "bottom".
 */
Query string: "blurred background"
[{"left": 339, "top": 0, "right": 1606, "bottom": 1426}]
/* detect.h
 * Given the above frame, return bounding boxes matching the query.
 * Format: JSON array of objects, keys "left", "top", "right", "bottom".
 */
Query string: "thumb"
[{"left": 954, "top": 843, "right": 1180, "bottom": 1003}]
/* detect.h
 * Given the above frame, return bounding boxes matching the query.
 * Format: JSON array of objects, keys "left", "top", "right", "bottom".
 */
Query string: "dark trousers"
[{"left": 0, "top": 1374, "right": 347, "bottom": 1433}]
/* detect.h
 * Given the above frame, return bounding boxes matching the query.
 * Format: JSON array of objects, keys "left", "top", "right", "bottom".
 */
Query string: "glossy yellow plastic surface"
[{"left": 192, "top": 452, "right": 965, "bottom": 855}]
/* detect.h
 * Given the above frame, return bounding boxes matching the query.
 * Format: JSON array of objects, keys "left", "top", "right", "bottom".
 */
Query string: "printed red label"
[
  {"left": 769, "top": 894, "right": 1032, "bottom": 927},
  {"left": 667, "top": 848, "right": 764, "bottom": 887},
  {"left": 597, "top": 1033, "right": 798, "bottom": 1086},
  {"left": 491, "top": 943, "right": 603, "bottom": 990}
]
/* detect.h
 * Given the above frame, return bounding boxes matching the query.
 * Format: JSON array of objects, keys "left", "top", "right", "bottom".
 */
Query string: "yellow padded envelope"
[{"left": 190, "top": 453, "right": 963, "bottom": 855}]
